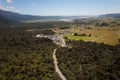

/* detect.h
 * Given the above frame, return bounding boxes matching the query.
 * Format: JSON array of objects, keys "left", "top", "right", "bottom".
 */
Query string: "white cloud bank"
[
  {"left": 6, "top": 0, "right": 12, "bottom": 3},
  {"left": 0, "top": 3, "right": 20, "bottom": 13}
]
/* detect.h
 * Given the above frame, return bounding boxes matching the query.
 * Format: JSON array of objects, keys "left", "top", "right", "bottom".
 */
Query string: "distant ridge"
[
  {"left": 0, "top": 9, "right": 63, "bottom": 21},
  {"left": 0, "top": 9, "right": 93, "bottom": 22},
  {"left": 100, "top": 13, "right": 120, "bottom": 18},
  {"left": 2, "top": 9, "right": 120, "bottom": 22}
]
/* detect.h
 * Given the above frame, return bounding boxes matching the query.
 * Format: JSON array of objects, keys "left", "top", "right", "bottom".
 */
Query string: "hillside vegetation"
[
  {"left": 0, "top": 27, "right": 60, "bottom": 80},
  {"left": 56, "top": 41, "right": 120, "bottom": 80}
]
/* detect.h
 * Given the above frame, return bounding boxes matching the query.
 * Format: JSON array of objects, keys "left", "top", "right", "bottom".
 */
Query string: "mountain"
[
  {"left": 0, "top": 15, "right": 10, "bottom": 24},
  {"left": 0, "top": 9, "right": 97, "bottom": 22},
  {"left": 0, "top": 9, "right": 91, "bottom": 22},
  {"left": 0, "top": 9, "right": 63, "bottom": 21},
  {"left": 100, "top": 13, "right": 120, "bottom": 18}
]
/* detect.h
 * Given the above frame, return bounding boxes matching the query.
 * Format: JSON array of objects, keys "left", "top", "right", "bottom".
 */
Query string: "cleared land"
[
  {"left": 56, "top": 26, "right": 120, "bottom": 45},
  {"left": 53, "top": 18, "right": 120, "bottom": 46},
  {"left": 76, "top": 27, "right": 120, "bottom": 45}
]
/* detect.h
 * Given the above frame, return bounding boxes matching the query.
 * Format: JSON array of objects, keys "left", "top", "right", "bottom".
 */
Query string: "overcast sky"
[{"left": 0, "top": 0, "right": 120, "bottom": 16}]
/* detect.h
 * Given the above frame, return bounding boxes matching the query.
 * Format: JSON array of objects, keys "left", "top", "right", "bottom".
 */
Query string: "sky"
[{"left": 0, "top": 0, "right": 120, "bottom": 16}]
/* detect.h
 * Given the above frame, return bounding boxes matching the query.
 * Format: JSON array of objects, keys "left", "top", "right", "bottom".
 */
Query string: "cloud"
[
  {"left": 15, "top": 9, "right": 20, "bottom": 13},
  {"left": 6, "top": 6, "right": 15, "bottom": 10},
  {"left": 6, "top": 0, "right": 12, "bottom": 3},
  {"left": 0, "top": 3, "right": 20, "bottom": 13}
]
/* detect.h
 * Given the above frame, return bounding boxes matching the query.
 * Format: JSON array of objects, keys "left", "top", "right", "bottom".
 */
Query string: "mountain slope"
[
  {"left": 0, "top": 9, "right": 62, "bottom": 21},
  {"left": 0, "top": 15, "right": 10, "bottom": 24},
  {"left": 100, "top": 13, "right": 120, "bottom": 18}
]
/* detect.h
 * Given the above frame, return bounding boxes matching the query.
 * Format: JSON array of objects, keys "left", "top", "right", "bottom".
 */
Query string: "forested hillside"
[
  {"left": 56, "top": 41, "right": 120, "bottom": 80},
  {"left": 0, "top": 27, "right": 60, "bottom": 80}
]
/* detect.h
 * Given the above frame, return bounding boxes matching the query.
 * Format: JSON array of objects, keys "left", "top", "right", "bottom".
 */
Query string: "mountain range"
[
  {"left": 0, "top": 9, "right": 64, "bottom": 21},
  {"left": 100, "top": 13, "right": 120, "bottom": 18},
  {"left": 0, "top": 9, "right": 120, "bottom": 24}
]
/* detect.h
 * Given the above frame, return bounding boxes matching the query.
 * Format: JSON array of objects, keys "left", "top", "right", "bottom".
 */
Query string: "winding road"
[
  {"left": 53, "top": 36, "right": 67, "bottom": 80},
  {"left": 36, "top": 34, "right": 67, "bottom": 80}
]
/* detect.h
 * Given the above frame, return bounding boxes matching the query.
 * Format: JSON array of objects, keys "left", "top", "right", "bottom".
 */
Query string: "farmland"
[{"left": 53, "top": 18, "right": 120, "bottom": 45}]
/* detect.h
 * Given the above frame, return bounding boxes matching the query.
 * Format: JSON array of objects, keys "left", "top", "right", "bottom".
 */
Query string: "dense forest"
[
  {"left": 0, "top": 27, "right": 61, "bottom": 80},
  {"left": 56, "top": 41, "right": 120, "bottom": 80}
]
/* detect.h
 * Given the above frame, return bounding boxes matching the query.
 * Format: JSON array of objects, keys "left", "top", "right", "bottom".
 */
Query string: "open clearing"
[
  {"left": 55, "top": 26, "right": 120, "bottom": 45},
  {"left": 76, "top": 27, "right": 120, "bottom": 45},
  {"left": 65, "top": 34, "right": 90, "bottom": 41}
]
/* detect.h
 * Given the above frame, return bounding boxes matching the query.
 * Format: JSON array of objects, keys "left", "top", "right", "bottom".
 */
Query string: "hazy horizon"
[{"left": 0, "top": 0, "right": 120, "bottom": 16}]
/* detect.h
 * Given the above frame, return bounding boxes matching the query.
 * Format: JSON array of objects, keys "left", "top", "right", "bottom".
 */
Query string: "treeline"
[
  {"left": 38, "top": 30, "right": 55, "bottom": 35},
  {"left": 56, "top": 41, "right": 120, "bottom": 80},
  {"left": 0, "top": 27, "right": 61, "bottom": 80}
]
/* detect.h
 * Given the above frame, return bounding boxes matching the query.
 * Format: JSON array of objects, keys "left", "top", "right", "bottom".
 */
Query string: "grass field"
[
  {"left": 54, "top": 26, "right": 120, "bottom": 45},
  {"left": 65, "top": 34, "right": 90, "bottom": 41},
  {"left": 76, "top": 27, "right": 120, "bottom": 45}
]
